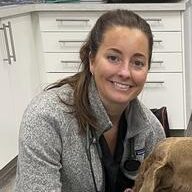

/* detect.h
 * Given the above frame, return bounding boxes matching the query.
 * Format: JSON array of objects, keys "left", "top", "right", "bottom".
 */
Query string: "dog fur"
[{"left": 133, "top": 137, "right": 192, "bottom": 192}]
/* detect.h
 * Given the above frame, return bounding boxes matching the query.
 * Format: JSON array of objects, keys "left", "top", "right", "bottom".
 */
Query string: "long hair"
[{"left": 46, "top": 9, "right": 153, "bottom": 132}]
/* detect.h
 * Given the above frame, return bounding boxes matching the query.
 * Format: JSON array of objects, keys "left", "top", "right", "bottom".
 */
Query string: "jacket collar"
[
  {"left": 88, "top": 77, "right": 112, "bottom": 137},
  {"left": 124, "top": 99, "right": 151, "bottom": 138}
]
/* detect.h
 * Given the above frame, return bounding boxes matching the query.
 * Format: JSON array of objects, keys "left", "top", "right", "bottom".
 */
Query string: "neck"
[{"left": 106, "top": 103, "right": 128, "bottom": 127}]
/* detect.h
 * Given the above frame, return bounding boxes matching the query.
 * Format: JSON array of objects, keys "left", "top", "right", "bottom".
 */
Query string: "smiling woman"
[
  {"left": 15, "top": 9, "right": 165, "bottom": 192},
  {"left": 89, "top": 26, "right": 149, "bottom": 107}
]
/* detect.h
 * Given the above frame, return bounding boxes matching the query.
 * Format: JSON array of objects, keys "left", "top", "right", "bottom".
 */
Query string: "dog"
[{"left": 133, "top": 137, "right": 192, "bottom": 192}]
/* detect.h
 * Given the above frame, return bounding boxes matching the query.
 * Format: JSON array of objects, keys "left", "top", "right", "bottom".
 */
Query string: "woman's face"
[{"left": 89, "top": 26, "right": 149, "bottom": 107}]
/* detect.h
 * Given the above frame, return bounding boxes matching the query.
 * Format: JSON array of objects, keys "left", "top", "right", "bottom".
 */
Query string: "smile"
[{"left": 112, "top": 81, "right": 132, "bottom": 91}]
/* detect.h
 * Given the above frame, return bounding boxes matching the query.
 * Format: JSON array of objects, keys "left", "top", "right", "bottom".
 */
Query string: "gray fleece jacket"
[{"left": 15, "top": 79, "right": 165, "bottom": 192}]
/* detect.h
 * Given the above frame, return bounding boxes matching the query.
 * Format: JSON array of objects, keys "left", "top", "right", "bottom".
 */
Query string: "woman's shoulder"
[
  {"left": 24, "top": 84, "right": 74, "bottom": 119},
  {"left": 133, "top": 99, "right": 165, "bottom": 137},
  {"left": 139, "top": 100, "right": 166, "bottom": 141}
]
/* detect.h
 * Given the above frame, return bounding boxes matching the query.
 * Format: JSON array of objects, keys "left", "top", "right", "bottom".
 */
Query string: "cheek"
[
  {"left": 132, "top": 71, "right": 148, "bottom": 86},
  {"left": 89, "top": 58, "right": 108, "bottom": 76},
  {"left": 89, "top": 57, "right": 101, "bottom": 75}
]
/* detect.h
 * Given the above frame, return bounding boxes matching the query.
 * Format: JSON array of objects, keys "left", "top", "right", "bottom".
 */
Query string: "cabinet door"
[
  {"left": 2, "top": 15, "right": 40, "bottom": 127},
  {"left": 0, "top": 15, "right": 40, "bottom": 170},
  {"left": 0, "top": 21, "right": 17, "bottom": 169},
  {"left": 139, "top": 73, "right": 184, "bottom": 130}
]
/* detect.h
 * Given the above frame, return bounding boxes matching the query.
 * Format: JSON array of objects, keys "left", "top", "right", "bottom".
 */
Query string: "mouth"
[{"left": 111, "top": 80, "right": 133, "bottom": 91}]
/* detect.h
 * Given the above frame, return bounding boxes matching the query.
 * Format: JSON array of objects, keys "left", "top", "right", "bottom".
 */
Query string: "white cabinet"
[
  {"left": 37, "top": 10, "right": 186, "bottom": 130},
  {"left": 0, "top": 14, "right": 40, "bottom": 170},
  {"left": 138, "top": 11, "right": 185, "bottom": 130},
  {"left": 38, "top": 11, "right": 103, "bottom": 85}
]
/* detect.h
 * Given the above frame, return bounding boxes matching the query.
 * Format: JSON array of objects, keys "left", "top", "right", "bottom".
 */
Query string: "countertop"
[{"left": 0, "top": 0, "right": 190, "bottom": 18}]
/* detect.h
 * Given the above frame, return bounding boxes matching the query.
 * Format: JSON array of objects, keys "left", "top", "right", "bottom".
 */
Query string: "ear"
[
  {"left": 133, "top": 155, "right": 155, "bottom": 192},
  {"left": 153, "top": 164, "right": 173, "bottom": 192},
  {"left": 89, "top": 52, "right": 94, "bottom": 75}
]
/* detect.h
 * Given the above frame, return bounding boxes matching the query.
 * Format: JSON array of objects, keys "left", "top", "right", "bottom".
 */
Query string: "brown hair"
[{"left": 47, "top": 9, "right": 153, "bottom": 132}]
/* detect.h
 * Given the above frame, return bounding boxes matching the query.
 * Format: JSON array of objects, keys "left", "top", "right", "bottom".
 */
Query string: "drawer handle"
[
  {"left": 58, "top": 40, "right": 84, "bottom": 47},
  {"left": 154, "top": 40, "right": 163, "bottom": 43},
  {"left": 146, "top": 80, "right": 164, "bottom": 84},
  {"left": 151, "top": 60, "right": 164, "bottom": 64},
  {"left": 145, "top": 18, "right": 162, "bottom": 22},
  {"left": 145, "top": 81, "right": 164, "bottom": 88},
  {"left": 56, "top": 19, "right": 90, "bottom": 22},
  {"left": 60, "top": 60, "right": 81, "bottom": 71},
  {"left": 58, "top": 40, "right": 84, "bottom": 43},
  {"left": 151, "top": 60, "right": 164, "bottom": 67},
  {"left": 60, "top": 60, "right": 80, "bottom": 63},
  {"left": 56, "top": 19, "right": 90, "bottom": 27}
]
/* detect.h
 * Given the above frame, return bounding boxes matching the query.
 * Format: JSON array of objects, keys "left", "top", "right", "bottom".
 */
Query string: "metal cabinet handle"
[
  {"left": 154, "top": 40, "right": 163, "bottom": 43},
  {"left": 56, "top": 18, "right": 90, "bottom": 28},
  {"left": 58, "top": 40, "right": 84, "bottom": 43},
  {"left": 56, "top": 18, "right": 90, "bottom": 22},
  {"left": 145, "top": 81, "right": 165, "bottom": 88},
  {"left": 146, "top": 81, "right": 164, "bottom": 84},
  {"left": 145, "top": 18, "right": 162, "bottom": 22},
  {"left": 60, "top": 60, "right": 80, "bottom": 63},
  {"left": 151, "top": 60, "right": 164, "bottom": 64},
  {"left": 0, "top": 22, "right": 16, "bottom": 64},
  {"left": 58, "top": 40, "right": 84, "bottom": 48},
  {"left": 151, "top": 60, "right": 164, "bottom": 66},
  {"left": 0, "top": 24, "right": 11, "bottom": 64},
  {"left": 7, "top": 22, "right": 16, "bottom": 62}
]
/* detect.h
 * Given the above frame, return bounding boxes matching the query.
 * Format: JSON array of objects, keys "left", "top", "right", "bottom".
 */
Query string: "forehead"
[{"left": 100, "top": 26, "right": 149, "bottom": 55}]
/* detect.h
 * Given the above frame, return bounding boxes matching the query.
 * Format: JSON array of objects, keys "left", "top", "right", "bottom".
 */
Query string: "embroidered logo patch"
[{"left": 135, "top": 148, "right": 145, "bottom": 155}]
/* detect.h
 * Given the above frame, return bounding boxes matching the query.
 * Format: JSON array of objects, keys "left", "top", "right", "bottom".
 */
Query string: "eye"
[
  {"left": 107, "top": 54, "right": 121, "bottom": 64},
  {"left": 135, "top": 60, "right": 144, "bottom": 67},
  {"left": 131, "top": 58, "right": 146, "bottom": 70}
]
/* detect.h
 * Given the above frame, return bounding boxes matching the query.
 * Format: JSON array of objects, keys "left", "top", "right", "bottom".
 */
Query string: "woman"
[{"left": 15, "top": 9, "right": 165, "bottom": 192}]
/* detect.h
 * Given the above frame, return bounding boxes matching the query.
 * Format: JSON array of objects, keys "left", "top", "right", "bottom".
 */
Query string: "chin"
[
  {"left": 110, "top": 97, "right": 133, "bottom": 106},
  {"left": 111, "top": 93, "right": 137, "bottom": 104}
]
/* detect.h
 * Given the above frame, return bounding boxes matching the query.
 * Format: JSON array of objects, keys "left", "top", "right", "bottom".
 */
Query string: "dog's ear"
[
  {"left": 133, "top": 154, "right": 156, "bottom": 192},
  {"left": 153, "top": 163, "right": 173, "bottom": 192}
]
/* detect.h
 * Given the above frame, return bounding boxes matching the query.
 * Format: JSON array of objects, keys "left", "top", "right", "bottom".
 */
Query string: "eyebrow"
[
  {"left": 133, "top": 53, "right": 146, "bottom": 58},
  {"left": 107, "top": 48, "right": 147, "bottom": 59},
  {"left": 107, "top": 48, "right": 122, "bottom": 54}
]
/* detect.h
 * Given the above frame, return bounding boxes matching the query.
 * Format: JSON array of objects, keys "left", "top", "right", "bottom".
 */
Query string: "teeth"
[{"left": 114, "top": 82, "right": 130, "bottom": 90}]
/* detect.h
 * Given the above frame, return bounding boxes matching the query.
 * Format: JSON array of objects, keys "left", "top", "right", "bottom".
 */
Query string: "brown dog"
[{"left": 133, "top": 137, "right": 192, "bottom": 192}]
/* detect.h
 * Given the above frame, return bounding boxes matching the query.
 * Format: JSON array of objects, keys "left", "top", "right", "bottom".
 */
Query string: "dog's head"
[{"left": 133, "top": 137, "right": 192, "bottom": 192}]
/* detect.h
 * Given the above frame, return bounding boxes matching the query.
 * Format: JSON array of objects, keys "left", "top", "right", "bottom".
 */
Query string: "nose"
[{"left": 117, "top": 62, "right": 131, "bottom": 78}]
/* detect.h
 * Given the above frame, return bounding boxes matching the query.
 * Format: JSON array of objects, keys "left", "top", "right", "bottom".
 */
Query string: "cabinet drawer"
[
  {"left": 138, "top": 11, "right": 181, "bottom": 32},
  {"left": 153, "top": 32, "right": 182, "bottom": 52},
  {"left": 138, "top": 73, "right": 184, "bottom": 129},
  {"left": 44, "top": 53, "right": 81, "bottom": 72},
  {"left": 42, "top": 32, "right": 88, "bottom": 52},
  {"left": 151, "top": 53, "right": 182, "bottom": 72},
  {"left": 39, "top": 11, "right": 181, "bottom": 32},
  {"left": 44, "top": 52, "right": 182, "bottom": 73},
  {"left": 41, "top": 31, "right": 181, "bottom": 53},
  {"left": 39, "top": 12, "right": 102, "bottom": 32}
]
